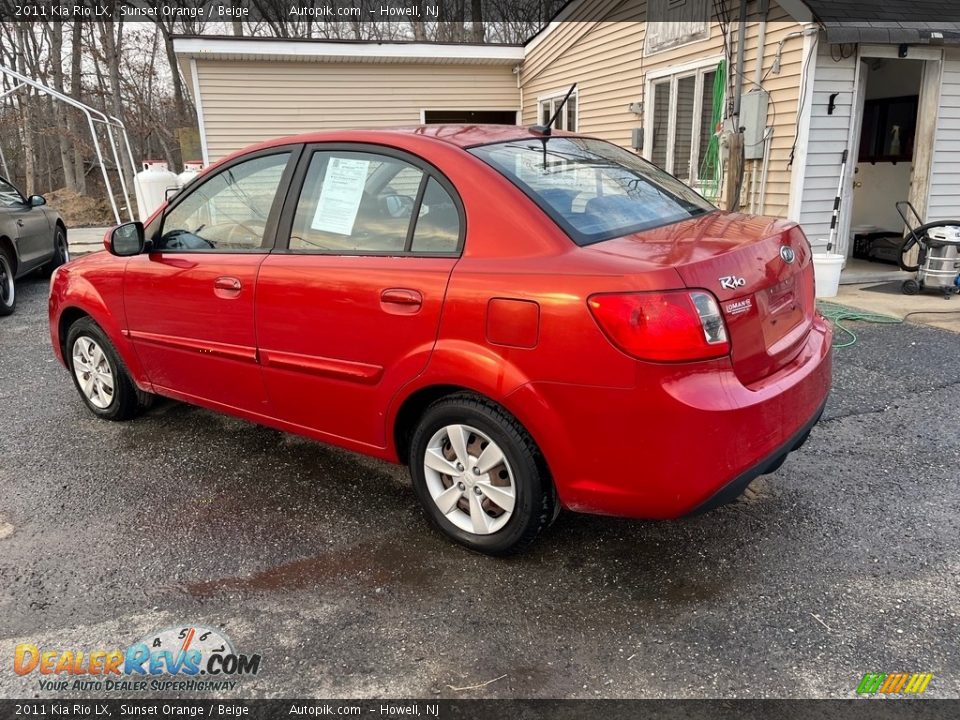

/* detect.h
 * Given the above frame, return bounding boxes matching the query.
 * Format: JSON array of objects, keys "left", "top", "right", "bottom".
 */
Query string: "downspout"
[
  {"left": 754, "top": 0, "right": 769, "bottom": 88},
  {"left": 732, "top": 0, "right": 748, "bottom": 121},
  {"left": 755, "top": 0, "right": 770, "bottom": 213}
]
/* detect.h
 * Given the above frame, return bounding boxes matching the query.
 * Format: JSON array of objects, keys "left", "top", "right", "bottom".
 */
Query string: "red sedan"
[{"left": 49, "top": 126, "right": 832, "bottom": 554}]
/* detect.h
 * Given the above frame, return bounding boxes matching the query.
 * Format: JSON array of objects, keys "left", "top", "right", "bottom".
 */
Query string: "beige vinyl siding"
[
  {"left": 520, "top": 1, "right": 807, "bottom": 218},
  {"left": 194, "top": 60, "right": 520, "bottom": 161}
]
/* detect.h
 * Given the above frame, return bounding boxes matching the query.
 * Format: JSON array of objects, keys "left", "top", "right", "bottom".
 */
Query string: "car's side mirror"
[
  {"left": 28, "top": 195, "right": 45, "bottom": 207},
  {"left": 106, "top": 222, "right": 145, "bottom": 256}
]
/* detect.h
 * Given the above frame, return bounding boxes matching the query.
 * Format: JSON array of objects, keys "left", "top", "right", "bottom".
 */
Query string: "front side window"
[
  {"left": 289, "top": 150, "right": 460, "bottom": 255},
  {"left": 469, "top": 137, "right": 714, "bottom": 245},
  {"left": 157, "top": 153, "right": 290, "bottom": 251},
  {"left": 0, "top": 178, "right": 24, "bottom": 208}
]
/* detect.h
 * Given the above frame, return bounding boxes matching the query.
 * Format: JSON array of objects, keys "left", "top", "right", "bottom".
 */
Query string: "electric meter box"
[{"left": 741, "top": 90, "right": 769, "bottom": 160}]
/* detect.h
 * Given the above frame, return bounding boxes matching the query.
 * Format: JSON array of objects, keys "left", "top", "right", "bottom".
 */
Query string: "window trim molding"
[
  {"left": 537, "top": 88, "right": 579, "bottom": 132},
  {"left": 643, "top": 55, "right": 724, "bottom": 186},
  {"left": 274, "top": 142, "right": 466, "bottom": 259}
]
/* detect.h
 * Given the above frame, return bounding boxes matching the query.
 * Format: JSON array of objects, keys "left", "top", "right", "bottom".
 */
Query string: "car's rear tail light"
[{"left": 587, "top": 290, "right": 730, "bottom": 362}]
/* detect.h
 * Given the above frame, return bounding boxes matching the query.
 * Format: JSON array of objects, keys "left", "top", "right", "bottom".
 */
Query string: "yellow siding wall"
[
  {"left": 194, "top": 60, "right": 521, "bottom": 161},
  {"left": 521, "top": 0, "right": 807, "bottom": 218}
]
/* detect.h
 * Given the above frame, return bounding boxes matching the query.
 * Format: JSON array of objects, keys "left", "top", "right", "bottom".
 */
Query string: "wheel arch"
[
  {"left": 390, "top": 380, "right": 558, "bottom": 493},
  {"left": 0, "top": 234, "right": 18, "bottom": 276},
  {"left": 392, "top": 384, "right": 471, "bottom": 463},
  {"left": 58, "top": 306, "right": 91, "bottom": 358}
]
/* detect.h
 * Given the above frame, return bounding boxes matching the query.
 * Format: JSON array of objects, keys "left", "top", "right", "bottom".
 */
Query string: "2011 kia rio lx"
[{"left": 48, "top": 126, "right": 832, "bottom": 554}]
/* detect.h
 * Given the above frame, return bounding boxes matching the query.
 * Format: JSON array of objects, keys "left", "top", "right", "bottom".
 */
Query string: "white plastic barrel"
[
  {"left": 134, "top": 161, "right": 179, "bottom": 221},
  {"left": 812, "top": 252, "right": 844, "bottom": 298}
]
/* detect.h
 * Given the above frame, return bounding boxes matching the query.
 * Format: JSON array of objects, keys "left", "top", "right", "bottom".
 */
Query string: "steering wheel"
[{"left": 159, "top": 229, "right": 216, "bottom": 250}]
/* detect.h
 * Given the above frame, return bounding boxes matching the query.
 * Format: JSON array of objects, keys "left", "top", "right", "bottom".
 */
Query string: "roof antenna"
[{"left": 530, "top": 83, "right": 577, "bottom": 136}]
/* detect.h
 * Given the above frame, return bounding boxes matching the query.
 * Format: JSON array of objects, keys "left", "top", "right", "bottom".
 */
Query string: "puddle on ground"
[{"left": 184, "top": 539, "right": 437, "bottom": 597}]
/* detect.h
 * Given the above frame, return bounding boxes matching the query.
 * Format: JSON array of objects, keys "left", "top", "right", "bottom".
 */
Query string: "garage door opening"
[{"left": 423, "top": 110, "right": 518, "bottom": 125}]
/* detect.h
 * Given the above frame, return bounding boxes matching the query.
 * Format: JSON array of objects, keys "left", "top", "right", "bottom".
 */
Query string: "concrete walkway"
[
  {"left": 67, "top": 226, "right": 110, "bottom": 256},
  {"left": 829, "top": 282, "right": 960, "bottom": 333}
]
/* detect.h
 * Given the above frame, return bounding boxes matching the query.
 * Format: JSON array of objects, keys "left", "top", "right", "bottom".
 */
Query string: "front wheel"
[
  {"left": 41, "top": 227, "right": 69, "bottom": 276},
  {"left": 0, "top": 249, "right": 15, "bottom": 316},
  {"left": 408, "top": 394, "right": 555, "bottom": 555},
  {"left": 66, "top": 317, "right": 143, "bottom": 420}
]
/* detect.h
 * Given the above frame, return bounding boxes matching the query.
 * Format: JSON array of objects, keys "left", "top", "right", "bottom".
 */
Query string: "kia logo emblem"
[{"left": 780, "top": 246, "right": 796, "bottom": 264}]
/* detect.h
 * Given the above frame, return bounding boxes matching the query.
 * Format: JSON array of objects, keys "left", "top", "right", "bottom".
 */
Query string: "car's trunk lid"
[{"left": 585, "top": 212, "right": 815, "bottom": 385}]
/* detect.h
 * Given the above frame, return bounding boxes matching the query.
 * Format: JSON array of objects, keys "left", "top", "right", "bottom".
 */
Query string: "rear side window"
[
  {"left": 469, "top": 137, "right": 714, "bottom": 245},
  {"left": 289, "top": 150, "right": 460, "bottom": 256},
  {"left": 0, "top": 178, "right": 23, "bottom": 208},
  {"left": 411, "top": 178, "right": 460, "bottom": 254}
]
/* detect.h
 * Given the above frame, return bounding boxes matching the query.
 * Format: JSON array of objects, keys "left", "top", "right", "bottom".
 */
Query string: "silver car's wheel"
[
  {"left": 58, "top": 232, "right": 70, "bottom": 263},
  {"left": 0, "top": 253, "right": 14, "bottom": 309},
  {"left": 72, "top": 336, "right": 115, "bottom": 410},
  {"left": 423, "top": 423, "right": 516, "bottom": 535}
]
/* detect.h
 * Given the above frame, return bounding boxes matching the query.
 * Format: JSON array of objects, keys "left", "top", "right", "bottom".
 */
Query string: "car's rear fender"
[{"left": 386, "top": 339, "right": 539, "bottom": 459}]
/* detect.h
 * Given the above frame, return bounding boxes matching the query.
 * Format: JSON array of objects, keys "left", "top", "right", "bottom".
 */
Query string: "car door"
[
  {"left": 124, "top": 147, "right": 300, "bottom": 413},
  {"left": 0, "top": 177, "right": 51, "bottom": 272},
  {"left": 255, "top": 145, "right": 463, "bottom": 449}
]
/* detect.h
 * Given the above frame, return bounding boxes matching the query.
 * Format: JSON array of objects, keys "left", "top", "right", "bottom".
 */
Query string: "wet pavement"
[{"left": 1, "top": 274, "right": 959, "bottom": 699}]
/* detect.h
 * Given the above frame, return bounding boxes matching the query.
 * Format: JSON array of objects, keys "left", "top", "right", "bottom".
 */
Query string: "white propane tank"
[
  {"left": 177, "top": 161, "right": 203, "bottom": 189},
  {"left": 134, "top": 160, "right": 178, "bottom": 221}
]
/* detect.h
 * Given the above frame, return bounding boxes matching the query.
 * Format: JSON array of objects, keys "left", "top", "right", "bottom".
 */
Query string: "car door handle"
[
  {"left": 214, "top": 276, "right": 242, "bottom": 297},
  {"left": 16, "top": 219, "right": 23, "bottom": 227},
  {"left": 380, "top": 288, "right": 422, "bottom": 306},
  {"left": 380, "top": 288, "right": 422, "bottom": 314}
]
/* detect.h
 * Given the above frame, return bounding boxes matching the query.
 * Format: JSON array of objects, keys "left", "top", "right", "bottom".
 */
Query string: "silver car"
[{"left": 0, "top": 176, "right": 68, "bottom": 315}]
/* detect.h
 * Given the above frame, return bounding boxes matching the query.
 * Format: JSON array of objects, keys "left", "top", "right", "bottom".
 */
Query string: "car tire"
[
  {"left": 0, "top": 248, "right": 15, "bottom": 316},
  {"left": 66, "top": 317, "right": 143, "bottom": 421},
  {"left": 408, "top": 393, "right": 555, "bottom": 555},
  {"left": 41, "top": 226, "right": 69, "bottom": 277}
]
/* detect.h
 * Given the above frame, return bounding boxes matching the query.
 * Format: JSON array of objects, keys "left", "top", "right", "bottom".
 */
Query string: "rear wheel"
[
  {"left": 41, "top": 226, "right": 69, "bottom": 276},
  {"left": 0, "top": 249, "right": 15, "bottom": 316},
  {"left": 66, "top": 317, "right": 143, "bottom": 420},
  {"left": 408, "top": 394, "right": 555, "bottom": 555}
]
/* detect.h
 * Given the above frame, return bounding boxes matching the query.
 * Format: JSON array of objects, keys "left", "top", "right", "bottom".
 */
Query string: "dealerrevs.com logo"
[{"left": 14, "top": 624, "right": 261, "bottom": 693}]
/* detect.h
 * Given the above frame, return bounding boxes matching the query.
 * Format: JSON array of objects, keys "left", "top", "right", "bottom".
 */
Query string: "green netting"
[{"left": 698, "top": 60, "right": 726, "bottom": 201}]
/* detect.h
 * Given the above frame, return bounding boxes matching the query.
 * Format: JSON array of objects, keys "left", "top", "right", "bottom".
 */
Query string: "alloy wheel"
[
  {"left": 422, "top": 423, "right": 516, "bottom": 535},
  {"left": 72, "top": 336, "right": 115, "bottom": 409},
  {"left": 58, "top": 232, "right": 70, "bottom": 263},
  {"left": 0, "top": 255, "right": 13, "bottom": 306}
]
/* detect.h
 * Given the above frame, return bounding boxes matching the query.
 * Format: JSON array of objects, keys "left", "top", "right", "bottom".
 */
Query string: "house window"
[
  {"left": 538, "top": 90, "right": 578, "bottom": 131},
  {"left": 646, "top": 64, "right": 720, "bottom": 189},
  {"left": 644, "top": 0, "right": 710, "bottom": 55}
]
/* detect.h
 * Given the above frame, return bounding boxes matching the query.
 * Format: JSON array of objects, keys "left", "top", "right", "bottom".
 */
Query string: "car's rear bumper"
[
  {"left": 688, "top": 396, "right": 825, "bottom": 514},
  {"left": 516, "top": 314, "right": 833, "bottom": 519}
]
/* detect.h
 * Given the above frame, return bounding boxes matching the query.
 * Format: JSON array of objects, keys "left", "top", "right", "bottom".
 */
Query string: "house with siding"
[{"left": 174, "top": 0, "right": 960, "bottom": 281}]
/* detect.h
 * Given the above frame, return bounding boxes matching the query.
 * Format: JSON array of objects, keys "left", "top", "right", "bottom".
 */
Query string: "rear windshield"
[{"left": 469, "top": 137, "right": 715, "bottom": 245}]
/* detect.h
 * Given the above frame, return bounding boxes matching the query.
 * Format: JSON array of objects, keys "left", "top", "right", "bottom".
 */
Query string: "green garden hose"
[
  {"left": 817, "top": 302, "right": 902, "bottom": 348},
  {"left": 698, "top": 60, "right": 726, "bottom": 201}
]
